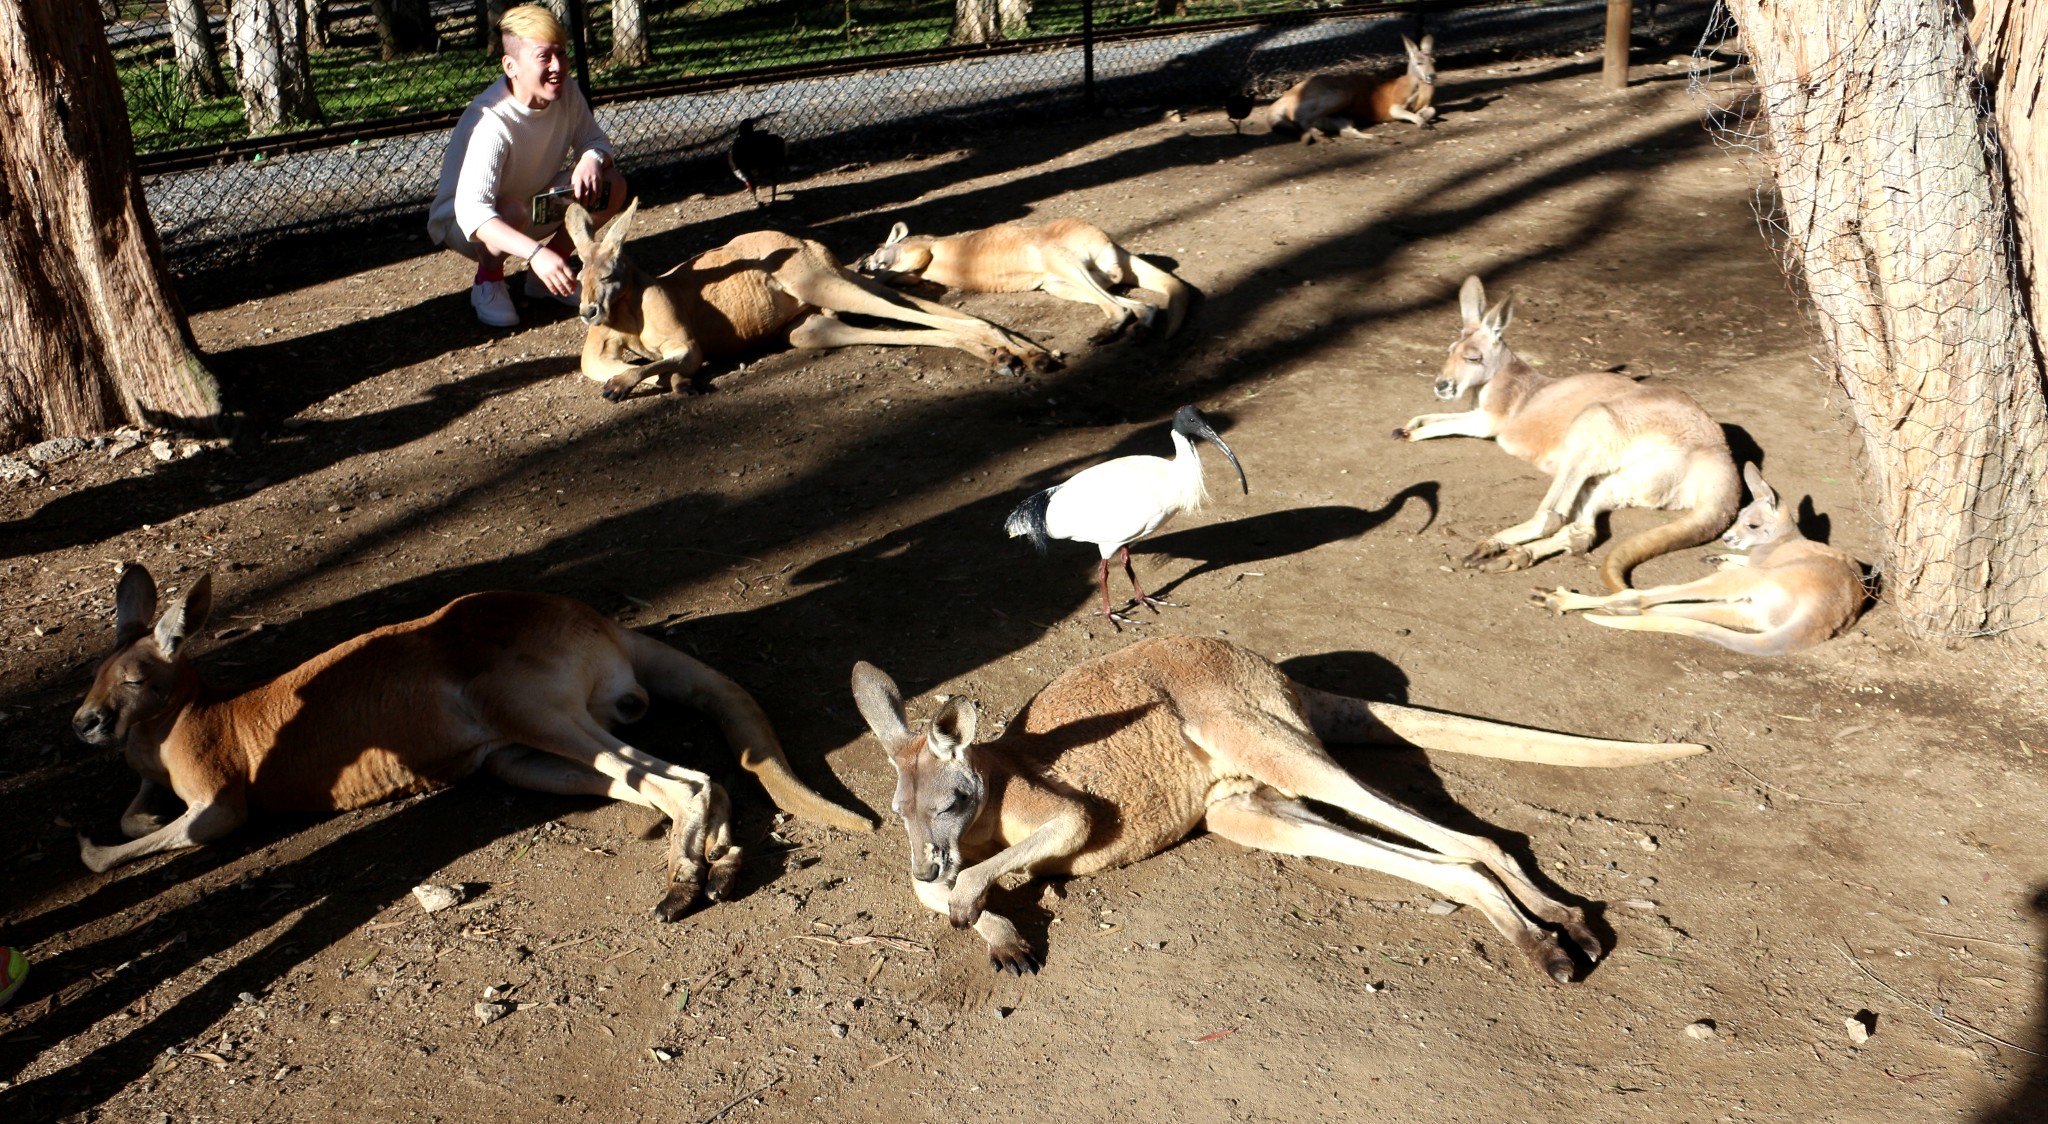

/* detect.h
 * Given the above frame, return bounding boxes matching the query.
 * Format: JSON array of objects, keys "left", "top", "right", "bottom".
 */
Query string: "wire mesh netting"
[
  {"left": 1689, "top": 0, "right": 2048, "bottom": 639},
  {"left": 119, "top": 0, "right": 1715, "bottom": 262}
]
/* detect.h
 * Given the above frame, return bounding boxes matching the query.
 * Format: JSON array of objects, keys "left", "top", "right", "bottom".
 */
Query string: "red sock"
[{"left": 475, "top": 261, "right": 505, "bottom": 284}]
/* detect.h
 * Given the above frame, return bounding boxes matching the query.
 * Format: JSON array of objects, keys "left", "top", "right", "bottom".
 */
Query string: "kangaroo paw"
[
  {"left": 988, "top": 939, "right": 1042, "bottom": 977},
  {"left": 1518, "top": 931, "right": 1581, "bottom": 985},
  {"left": 1530, "top": 588, "right": 1572, "bottom": 614},
  {"left": 653, "top": 875, "right": 705, "bottom": 922},
  {"left": 601, "top": 372, "right": 645, "bottom": 402},
  {"left": 1467, "top": 545, "right": 1535, "bottom": 573}
]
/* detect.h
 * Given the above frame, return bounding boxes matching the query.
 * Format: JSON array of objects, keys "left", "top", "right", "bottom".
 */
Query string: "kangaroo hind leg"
[
  {"left": 1185, "top": 706, "right": 1598, "bottom": 975},
  {"left": 1205, "top": 789, "right": 1580, "bottom": 984},
  {"left": 485, "top": 711, "right": 735, "bottom": 919}
]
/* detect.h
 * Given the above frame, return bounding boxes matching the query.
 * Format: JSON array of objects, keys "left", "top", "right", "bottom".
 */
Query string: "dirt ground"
[{"left": 4, "top": 50, "right": 2047, "bottom": 1124}]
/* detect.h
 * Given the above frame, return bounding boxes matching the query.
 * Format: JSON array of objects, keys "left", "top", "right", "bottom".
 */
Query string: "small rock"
[
  {"left": 1846, "top": 1009, "right": 1877, "bottom": 1044},
  {"left": 1685, "top": 1019, "right": 1718, "bottom": 1040},
  {"left": 832, "top": 1022, "right": 850, "bottom": 1037},
  {"left": 412, "top": 883, "right": 465, "bottom": 912},
  {"left": 1425, "top": 900, "right": 1462, "bottom": 916},
  {"left": 106, "top": 435, "right": 145, "bottom": 460},
  {"left": 150, "top": 439, "right": 175, "bottom": 462},
  {"left": 26, "top": 436, "right": 89, "bottom": 466},
  {"left": 1638, "top": 834, "right": 1659, "bottom": 853},
  {"left": 0, "top": 457, "right": 47, "bottom": 484},
  {"left": 1617, "top": 899, "right": 1659, "bottom": 911},
  {"left": 474, "top": 1000, "right": 515, "bottom": 1025},
  {"left": 649, "top": 1047, "right": 675, "bottom": 1062}
]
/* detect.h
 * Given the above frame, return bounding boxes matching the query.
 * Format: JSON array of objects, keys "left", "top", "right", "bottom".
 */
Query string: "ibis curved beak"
[{"left": 1174, "top": 406, "right": 1249, "bottom": 495}]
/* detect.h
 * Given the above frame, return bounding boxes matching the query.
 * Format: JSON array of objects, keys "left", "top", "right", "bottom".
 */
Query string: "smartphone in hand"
[{"left": 531, "top": 180, "right": 614, "bottom": 227}]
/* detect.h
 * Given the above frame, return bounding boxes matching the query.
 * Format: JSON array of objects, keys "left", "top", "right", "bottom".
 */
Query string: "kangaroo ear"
[
  {"left": 115, "top": 563, "right": 158, "bottom": 648},
  {"left": 1483, "top": 295, "right": 1515, "bottom": 336},
  {"left": 154, "top": 573, "right": 213, "bottom": 658},
  {"left": 603, "top": 196, "right": 640, "bottom": 249},
  {"left": 927, "top": 697, "right": 980, "bottom": 762},
  {"left": 851, "top": 662, "right": 912, "bottom": 751},
  {"left": 1742, "top": 462, "right": 1778, "bottom": 509},
  {"left": 565, "top": 203, "right": 597, "bottom": 253},
  {"left": 885, "top": 221, "right": 909, "bottom": 246},
  {"left": 1402, "top": 34, "right": 1419, "bottom": 53},
  {"left": 1459, "top": 275, "right": 1486, "bottom": 326},
  {"left": 1418, "top": 34, "right": 1434, "bottom": 54}
]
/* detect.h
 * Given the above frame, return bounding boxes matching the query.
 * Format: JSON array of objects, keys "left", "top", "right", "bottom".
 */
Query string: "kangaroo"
[
  {"left": 1396, "top": 275, "right": 1741, "bottom": 590},
  {"left": 857, "top": 218, "right": 1192, "bottom": 344},
  {"left": 71, "top": 565, "right": 873, "bottom": 919},
  {"left": 566, "top": 200, "right": 1056, "bottom": 402},
  {"left": 1268, "top": 35, "right": 1438, "bottom": 139},
  {"left": 851, "top": 637, "right": 1704, "bottom": 983},
  {"left": 1534, "top": 463, "right": 1868, "bottom": 654}
]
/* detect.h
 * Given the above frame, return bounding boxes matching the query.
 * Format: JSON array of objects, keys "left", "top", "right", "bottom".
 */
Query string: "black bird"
[
  {"left": 1224, "top": 92, "right": 1255, "bottom": 133},
  {"left": 728, "top": 119, "right": 786, "bottom": 208}
]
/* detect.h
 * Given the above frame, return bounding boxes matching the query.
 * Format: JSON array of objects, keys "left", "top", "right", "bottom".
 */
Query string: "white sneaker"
[
  {"left": 523, "top": 270, "right": 577, "bottom": 307},
  {"left": 471, "top": 280, "right": 519, "bottom": 328}
]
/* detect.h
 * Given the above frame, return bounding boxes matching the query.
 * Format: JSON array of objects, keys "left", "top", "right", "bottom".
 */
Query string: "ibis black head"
[{"left": 1172, "top": 406, "right": 1249, "bottom": 495}]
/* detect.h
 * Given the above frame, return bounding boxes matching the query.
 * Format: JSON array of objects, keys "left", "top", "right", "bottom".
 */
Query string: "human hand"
[
  {"left": 530, "top": 243, "right": 578, "bottom": 298},
  {"left": 572, "top": 153, "right": 607, "bottom": 207}
]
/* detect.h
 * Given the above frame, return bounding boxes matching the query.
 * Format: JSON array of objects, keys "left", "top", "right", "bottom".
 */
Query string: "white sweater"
[{"left": 428, "top": 77, "right": 613, "bottom": 241}]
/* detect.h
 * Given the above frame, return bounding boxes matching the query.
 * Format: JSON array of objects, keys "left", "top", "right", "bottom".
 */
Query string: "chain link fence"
[
  {"left": 1689, "top": 0, "right": 2048, "bottom": 639},
  {"left": 121, "top": 0, "right": 1713, "bottom": 263}
]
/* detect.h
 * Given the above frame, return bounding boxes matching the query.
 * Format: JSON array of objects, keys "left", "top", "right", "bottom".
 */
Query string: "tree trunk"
[
  {"left": 477, "top": 0, "right": 510, "bottom": 53},
  {"left": 0, "top": 0, "right": 221, "bottom": 451},
  {"left": 304, "top": 0, "right": 330, "bottom": 51},
  {"left": 1725, "top": 0, "right": 2048, "bottom": 638},
  {"left": 1155, "top": 0, "right": 1187, "bottom": 17},
  {"left": 369, "top": 0, "right": 440, "bottom": 60},
  {"left": 1970, "top": 1, "right": 2048, "bottom": 361},
  {"left": 168, "top": 0, "right": 227, "bottom": 99},
  {"left": 1000, "top": 0, "right": 1031, "bottom": 34},
  {"left": 611, "top": 0, "right": 650, "bottom": 67},
  {"left": 950, "top": 0, "right": 999, "bottom": 44},
  {"left": 230, "top": 0, "right": 321, "bottom": 133}
]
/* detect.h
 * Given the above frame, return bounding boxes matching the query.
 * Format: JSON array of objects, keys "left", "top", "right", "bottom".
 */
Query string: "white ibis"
[
  {"left": 1005, "top": 405, "right": 1249, "bottom": 627},
  {"left": 728, "top": 119, "right": 786, "bottom": 209}
]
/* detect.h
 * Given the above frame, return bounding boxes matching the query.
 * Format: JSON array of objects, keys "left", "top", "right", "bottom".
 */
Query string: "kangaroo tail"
[
  {"left": 1125, "top": 254, "right": 1191, "bottom": 339},
  {"left": 1599, "top": 452, "right": 1741, "bottom": 592},
  {"left": 621, "top": 630, "right": 875, "bottom": 832},
  {"left": 1580, "top": 613, "right": 1800, "bottom": 657},
  {"left": 1295, "top": 685, "right": 1706, "bottom": 766}
]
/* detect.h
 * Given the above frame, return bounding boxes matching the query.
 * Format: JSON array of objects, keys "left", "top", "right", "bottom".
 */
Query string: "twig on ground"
[
  {"left": 1734, "top": 763, "right": 1864, "bottom": 807},
  {"left": 1840, "top": 944, "right": 2043, "bottom": 1057},
  {"left": 701, "top": 1076, "right": 782, "bottom": 1124},
  {"left": 788, "top": 933, "right": 929, "bottom": 954}
]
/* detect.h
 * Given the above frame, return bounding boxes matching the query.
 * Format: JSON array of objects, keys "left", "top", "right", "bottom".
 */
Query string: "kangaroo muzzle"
[
  {"left": 1434, "top": 378, "right": 1460, "bottom": 400},
  {"left": 72, "top": 706, "right": 118, "bottom": 747}
]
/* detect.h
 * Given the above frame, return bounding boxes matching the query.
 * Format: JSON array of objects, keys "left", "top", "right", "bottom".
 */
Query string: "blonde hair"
[{"left": 499, "top": 5, "right": 568, "bottom": 50}]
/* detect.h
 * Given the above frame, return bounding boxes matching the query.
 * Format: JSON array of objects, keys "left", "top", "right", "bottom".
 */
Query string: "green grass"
[{"left": 113, "top": 0, "right": 1351, "bottom": 155}]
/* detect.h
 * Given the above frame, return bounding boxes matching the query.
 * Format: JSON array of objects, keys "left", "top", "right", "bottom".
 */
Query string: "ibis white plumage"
[{"left": 1005, "top": 405, "right": 1249, "bottom": 626}]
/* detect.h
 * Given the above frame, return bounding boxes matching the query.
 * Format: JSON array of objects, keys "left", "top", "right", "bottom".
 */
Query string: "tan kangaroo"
[
  {"left": 565, "top": 199, "right": 1056, "bottom": 402},
  {"left": 856, "top": 218, "right": 1191, "bottom": 343},
  {"left": 72, "top": 565, "right": 873, "bottom": 919},
  {"left": 1267, "top": 35, "right": 1438, "bottom": 139},
  {"left": 851, "top": 637, "right": 1703, "bottom": 983},
  {"left": 1534, "top": 463, "right": 1869, "bottom": 655},
  {"left": 1396, "top": 275, "right": 1742, "bottom": 590}
]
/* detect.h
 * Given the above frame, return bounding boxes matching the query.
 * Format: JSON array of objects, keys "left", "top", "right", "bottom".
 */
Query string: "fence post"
[
  {"left": 1603, "top": 0, "right": 1632, "bottom": 89},
  {"left": 1083, "top": 0, "right": 1097, "bottom": 113},
  {"left": 566, "top": 0, "right": 594, "bottom": 95}
]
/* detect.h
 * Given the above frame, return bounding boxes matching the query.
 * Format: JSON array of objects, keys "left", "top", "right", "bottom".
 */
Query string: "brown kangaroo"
[
  {"left": 857, "top": 218, "right": 1192, "bottom": 343},
  {"left": 1396, "top": 275, "right": 1742, "bottom": 590},
  {"left": 1267, "top": 35, "right": 1438, "bottom": 139},
  {"left": 565, "top": 199, "right": 1056, "bottom": 402},
  {"left": 1535, "top": 463, "right": 1869, "bottom": 654},
  {"left": 852, "top": 637, "right": 1703, "bottom": 983},
  {"left": 72, "top": 565, "right": 873, "bottom": 919}
]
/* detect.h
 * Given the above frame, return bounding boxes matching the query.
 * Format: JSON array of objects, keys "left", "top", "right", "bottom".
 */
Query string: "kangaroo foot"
[
  {"left": 703, "top": 845, "right": 743, "bottom": 903},
  {"left": 1531, "top": 587, "right": 1572, "bottom": 614},
  {"left": 1516, "top": 930, "right": 1582, "bottom": 985}
]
